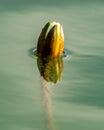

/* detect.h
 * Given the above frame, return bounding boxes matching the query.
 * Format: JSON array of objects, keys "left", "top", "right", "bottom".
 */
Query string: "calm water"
[{"left": 0, "top": 1, "right": 104, "bottom": 130}]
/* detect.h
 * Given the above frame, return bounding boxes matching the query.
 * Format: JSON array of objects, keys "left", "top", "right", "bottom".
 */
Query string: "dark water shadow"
[
  {"left": 0, "top": 0, "right": 90, "bottom": 12},
  {"left": 0, "top": 0, "right": 74, "bottom": 12},
  {"left": 28, "top": 47, "right": 71, "bottom": 59}
]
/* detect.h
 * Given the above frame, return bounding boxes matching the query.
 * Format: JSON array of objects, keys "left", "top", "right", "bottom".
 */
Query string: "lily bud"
[{"left": 37, "top": 22, "right": 64, "bottom": 58}]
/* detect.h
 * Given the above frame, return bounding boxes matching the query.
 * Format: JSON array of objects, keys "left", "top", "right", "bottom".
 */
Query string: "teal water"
[{"left": 0, "top": 1, "right": 104, "bottom": 130}]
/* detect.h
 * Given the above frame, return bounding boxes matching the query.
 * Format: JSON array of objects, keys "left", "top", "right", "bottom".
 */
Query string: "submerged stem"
[{"left": 40, "top": 76, "right": 56, "bottom": 130}]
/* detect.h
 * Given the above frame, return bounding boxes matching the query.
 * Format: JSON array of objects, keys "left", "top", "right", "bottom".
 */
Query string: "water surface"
[{"left": 0, "top": 1, "right": 104, "bottom": 130}]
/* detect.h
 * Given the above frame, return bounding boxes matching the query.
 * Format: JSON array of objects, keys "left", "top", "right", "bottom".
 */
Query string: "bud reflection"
[{"left": 37, "top": 57, "right": 63, "bottom": 84}]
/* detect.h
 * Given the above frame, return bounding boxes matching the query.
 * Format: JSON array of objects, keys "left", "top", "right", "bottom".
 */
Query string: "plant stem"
[{"left": 40, "top": 76, "right": 56, "bottom": 130}]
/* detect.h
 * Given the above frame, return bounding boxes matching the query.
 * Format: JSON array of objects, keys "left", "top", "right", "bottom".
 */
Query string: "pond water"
[{"left": 0, "top": 1, "right": 104, "bottom": 130}]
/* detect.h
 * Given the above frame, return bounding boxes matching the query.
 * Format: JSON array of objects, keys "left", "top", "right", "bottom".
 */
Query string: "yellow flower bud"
[{"left": 37, "top": 22, "right": 64, "bottom": 58}]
